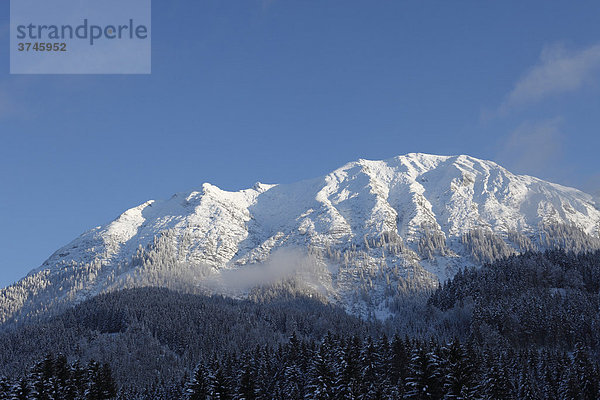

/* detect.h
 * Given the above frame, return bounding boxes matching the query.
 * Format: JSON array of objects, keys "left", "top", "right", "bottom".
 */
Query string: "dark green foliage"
[
  {"left": 5, "top": 329, "right": 600, "bottom": 400},
  {"left": 335, "top": 336, "right": 362, "bottom": 399},
  {"left": 429, "top": 250, "right": 600, "bottom": 349},
  {"left": 184, "top": 363, "right": 212, "bottom": 400},
  {"left": 174, "top": 333, "right": 598, "bottom": 400},
  {"left": 11, "top": 378, "right": 31, "bottom": 400},
  {"left": 483, "top": 356, "right": 512, "bottom": 400},
  {"left": 237, "top": 354, "right": 257, "bottom": 400},
  {"left": 440, "top": 339, "right": 478, "bottom": 399},
  {"left": 572, "top": 342, "right": 599, "bottom": 400},
  {"left": 0, "top": 376, "right": 10, "bottom": 400},
  {"left": 2, "top": 355, "right": 116, "bottom": 400},
  {"left": 404, "top": 344, "right": 442, "bottom": 399},
  {"left": 306, "top": 343, "right": 336, "bottom": 399},
  {"left": 0, "top": 288, "right": 379, "bottom": 390}
]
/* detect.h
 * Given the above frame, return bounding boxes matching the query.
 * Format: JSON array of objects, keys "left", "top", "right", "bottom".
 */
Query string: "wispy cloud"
[
  {"left": 499, "top": 42, "right": 600, "bottom": 113},
  {"left": 205, "top": 248, "right": 325, "bottom": 292},
  {"left": 496, "top": 118, "right": 564, "bottom": 177}
]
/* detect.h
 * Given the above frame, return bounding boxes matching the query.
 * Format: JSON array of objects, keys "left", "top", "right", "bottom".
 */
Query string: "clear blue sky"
[{"left": 1, "top": 1, "right": 600, "bottom": 288}]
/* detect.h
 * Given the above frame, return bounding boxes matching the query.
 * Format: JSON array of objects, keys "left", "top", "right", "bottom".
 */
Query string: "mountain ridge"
[{"left": 3, "top": 153, "right": 600, "bottom": 324}]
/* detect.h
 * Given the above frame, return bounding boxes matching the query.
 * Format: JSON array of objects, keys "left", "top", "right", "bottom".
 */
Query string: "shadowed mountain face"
[{"left": 2, "top": 153, "right": 600, "bottom": 324}]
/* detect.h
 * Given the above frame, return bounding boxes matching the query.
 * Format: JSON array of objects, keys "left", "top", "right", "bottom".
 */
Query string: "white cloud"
[
  {"left": 496, "top": 118, "right": 564, "bottom": 176},
  {"left": 500, "top": 42, "right": 600, "bottom": 113},
  {"left": 205, "top": 248, "right": 325, "bottom": 292}
]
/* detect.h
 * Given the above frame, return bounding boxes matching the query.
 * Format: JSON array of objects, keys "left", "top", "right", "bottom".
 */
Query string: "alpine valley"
[{"left": 2, "top": 153, "right": 600, "bottom": 325}]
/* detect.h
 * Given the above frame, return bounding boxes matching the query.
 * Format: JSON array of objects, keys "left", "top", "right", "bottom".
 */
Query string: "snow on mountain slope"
[{"left": 2, "top": 153, "right": 600, "bottom": 323}]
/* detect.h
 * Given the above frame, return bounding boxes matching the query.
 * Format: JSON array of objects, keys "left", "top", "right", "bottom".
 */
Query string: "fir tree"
[
  {"left": 86, "top": 360, "right": 100, "bottom": 400},
  {"left": 70, "top": 361, "right": 87, "bottom": 399},
  {"left": 306, "top": 343, "right": 336, "bottom": 400},
  {"left": 483, "top": 356, "right": 512, "bottom": 400},
  {"left": 572, "top": 343, "right": 598, "bottom": 400},
  {"left": 99, "top": 363, "right": 117, "bottom": 399},
  {"left": 334, "top": 336, "right": 361, "bottom": 400},
  {"left": 0, "top": 377, "right": 11, "bottom": 400},
  {"left": 517, "top": 371, "right": 538, "bottom": 400},
  {"left": 404, "top": 344, "right": 442, "bottom": 400},
  {"left": 10, "top": 378, "right": 30, "bottom": 400},
  {"left": 238, "top": 353, "right": 257, "bottom": 400},
  {"left": 390, "top": 335, "right": 409, "bottom": 392},
  {"left": 53, "top": 354, "right": 70, "bottom": 400},
  {"left": 31, "top": 353, "right": 55, "bottom": 400},
  {"left": 359, "top": 337, "right": 383, "bottom": 399},
  {"left": 558, "top": 367, "right": 578, "bottom": 400},
  {"left": 212, "top": 365, "right": 232, "bottom": 400},
  {"left": 185, "top": 363, "right": 212, "bottom": 400},
  {"left": 441, "top": 339, "right": 478, "bottom": 399}
]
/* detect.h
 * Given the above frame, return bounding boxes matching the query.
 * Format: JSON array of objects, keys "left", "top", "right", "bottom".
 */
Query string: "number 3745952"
[{"left": 17, "top": 42, "right": 67, "bottom": 52}]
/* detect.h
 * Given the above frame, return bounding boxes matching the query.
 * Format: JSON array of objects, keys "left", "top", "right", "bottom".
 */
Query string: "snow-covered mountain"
[{"left": 2, "top": 153, "right": 600, "bottom": 323}]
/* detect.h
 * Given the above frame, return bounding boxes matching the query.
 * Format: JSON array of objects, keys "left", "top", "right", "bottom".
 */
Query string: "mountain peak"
[
  {"left": 2, "top": 153, "right": 600, "bottom": 323},
  {"left": 253, "top": 181, "right": 277, "bottom": 193}
]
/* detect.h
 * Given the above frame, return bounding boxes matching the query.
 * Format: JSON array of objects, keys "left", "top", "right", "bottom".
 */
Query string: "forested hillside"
[
  {"left": 1, "top": 250, "right": 600, "bottom": 399},
  {"left": 429, "top": 250, "right": 600, "bottom": 350},
  {"left": 0, "top": 287, "right": 380, "bottom": 391}
]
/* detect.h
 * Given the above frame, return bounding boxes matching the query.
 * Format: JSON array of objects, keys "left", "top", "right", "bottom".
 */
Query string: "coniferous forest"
[{"left": 1, "top": 250, "right": 600, "bottom": 399}]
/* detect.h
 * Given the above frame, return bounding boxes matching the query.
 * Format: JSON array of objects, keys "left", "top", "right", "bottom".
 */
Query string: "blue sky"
[{"left": 1, "top": 0, "right": 600, "bottom": 288}]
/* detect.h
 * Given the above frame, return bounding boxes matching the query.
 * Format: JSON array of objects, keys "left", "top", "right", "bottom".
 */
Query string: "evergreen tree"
[
  {"left": 558, "top": 367, "right": 578, "bottom": 400},
  {"left": 441, "top": 339, "right": 478, "bottom": 399},
  {"left": 237, "top": 353, "right": 257, "bottom": 400},
  {"left": 31, "top": 353, "right": 55, "bottom": 400},
  {"left": 53, "top": 354, "right": 70, "bottom": 400},
  {"left": 483, "top": 356, "right": 512, "bottom": 400},
  {"left": 282, "top": 333, "right": 305, "bottom": 400},
  {"left": 0, "top": 377, "right": 11, "bottom": 400},
  {"left": 390, "top": 335, "right": 409, "bottom": 393},
  {"left": 10, "top": 378, "right": 30, "bottom": 400},
  {"left": 538, "top": 350, "right": 559, "bottom": 399},
  {"left": 85, "top": 360, "right": 103, "bottom": 400},
  {"left": 517, "top": 371, "right": 538, "bottom": 400},
  {"left": 572, "top": 343, "right": 598, "bottom": 400},
  {"left": 185, "top": 363, "right": 212, "bottom": 400},
  {"left": 70, "top": 361, "right": 87, "bottom": 399},
  {"left": 359, "top": 337, "right": 383, "bottom": 399},
  {"left": 99, "top": 363, "right": 117, "bottom": 399},
  {"left": 404, "top": 344, "right": 442, "bottom": 400},
  {"left": 334, "top": 336, "right": 361, "bottom": 400},
  {"left": 212, "top": 365, "right": 232, "bottom": 400},
  {"left": 307, "top": 343, "right": 336, "bottom": 400},
  {"left": 85, "top": 360, "right": 117, "bottom": 400}
]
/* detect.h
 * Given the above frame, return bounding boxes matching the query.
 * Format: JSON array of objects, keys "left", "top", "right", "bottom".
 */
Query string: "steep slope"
[{"left": 2, "top": 153, "right": 600, "bottom": 324}]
